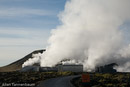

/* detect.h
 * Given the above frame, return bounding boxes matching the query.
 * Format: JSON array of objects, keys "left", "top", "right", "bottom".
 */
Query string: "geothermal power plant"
[
  {"left": 0, "top": 49, "right": 118, "bottom": 73},
  {"left": 20, "top": 64, "right": 83, "bottom": 72},
  {"left": 20, "top": 49, "right": 118, "bottom": 73},
  {"left": 21, "top": 49, "right": 84, "bottom": 72},
  {"left": 20, "top": 62, "right": 117, "bottom": 73}
]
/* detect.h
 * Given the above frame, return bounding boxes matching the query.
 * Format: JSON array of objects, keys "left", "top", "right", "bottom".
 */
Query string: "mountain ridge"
[{"left": 0, "top": 49, "right": 45, "bottom": 72}]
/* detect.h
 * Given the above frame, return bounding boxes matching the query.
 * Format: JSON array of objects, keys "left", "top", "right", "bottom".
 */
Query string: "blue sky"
[
  {"left": 0, "top": 0, "right": 130, "bottom": 67},
  {"left": 0, "top": 0, "right": 66, "bottom": 66}
]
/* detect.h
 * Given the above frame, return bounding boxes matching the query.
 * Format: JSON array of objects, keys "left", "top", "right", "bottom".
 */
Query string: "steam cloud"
[
  {"left": 23, "top": 0, "right": 130, "bottom": 72},
  {"left": 22, "top": 53, "right": 42, "bottom": 67}
]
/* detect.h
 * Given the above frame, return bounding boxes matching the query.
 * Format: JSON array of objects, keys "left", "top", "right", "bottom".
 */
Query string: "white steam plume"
[
  {"left": 22, "top": 53, "right": 42, "bottom": 67},
  {"left": 24, "top": 0, "right": 130, "bottom": 72}
]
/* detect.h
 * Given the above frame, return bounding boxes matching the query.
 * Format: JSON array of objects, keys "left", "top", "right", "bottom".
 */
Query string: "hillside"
[{"left": 0, "top": 49, "right": 45, "bottom": 72}]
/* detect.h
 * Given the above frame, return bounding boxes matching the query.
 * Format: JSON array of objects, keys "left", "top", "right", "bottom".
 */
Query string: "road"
[{"left": 37, "top": 75, "right": 80, "bottom": 87}]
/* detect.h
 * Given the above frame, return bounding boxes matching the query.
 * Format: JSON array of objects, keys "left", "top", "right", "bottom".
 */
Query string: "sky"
[
  {"left": 0, "top": 0, "right": 66, "bottom": 66},
  {"left": 1, "top": 0, "right": 130, "bottom": 67}
]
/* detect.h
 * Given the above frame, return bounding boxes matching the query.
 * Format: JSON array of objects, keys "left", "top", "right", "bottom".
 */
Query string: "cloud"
[
  {"left": 0, "top": 8, "right": 55, "bottom": 18},
  {"left": 0, "top": 27, "right": 51, "bottom": 66},
  {"left": 0, "top": 27, "right": 50, "bottom": 46},
  {"left": 0, "top": 0, "right": 63, "bottom": 66}
]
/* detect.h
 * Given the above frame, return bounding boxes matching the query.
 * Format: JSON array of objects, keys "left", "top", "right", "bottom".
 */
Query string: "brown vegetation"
[{"left": 72, "top": 73, "right": 130, "bottom": 87}]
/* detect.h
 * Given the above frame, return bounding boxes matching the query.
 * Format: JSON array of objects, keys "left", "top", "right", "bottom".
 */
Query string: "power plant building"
[
  {"left": 21, "top": 64, "right": 83, "bottom": 72},
  {"left": 95, "top": 63, "right": 118, "bottom": 73},
  {"left": 40, "top": 67, "right": 57, "bottom": 72},
  {"left": 56, "top": 64, "right": 83, "bottom": 72}
]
